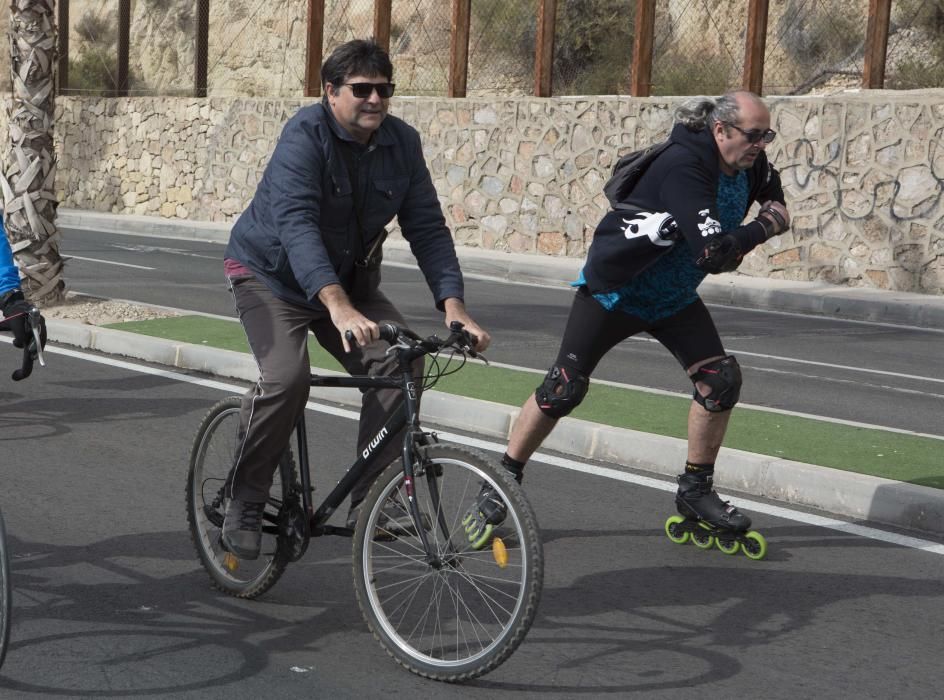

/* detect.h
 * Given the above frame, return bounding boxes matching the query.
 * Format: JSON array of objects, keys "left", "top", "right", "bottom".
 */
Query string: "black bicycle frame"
[{"left": 297, "top": 366, "right": 425, "bottom": 533}]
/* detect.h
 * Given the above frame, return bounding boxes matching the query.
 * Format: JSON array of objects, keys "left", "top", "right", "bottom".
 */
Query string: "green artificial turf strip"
[
  {"left": 106, "top": 315, "right": 944, "bottom": 488},
  {"left": 107, "top": 315, "right": 346, "bottom": 371}
]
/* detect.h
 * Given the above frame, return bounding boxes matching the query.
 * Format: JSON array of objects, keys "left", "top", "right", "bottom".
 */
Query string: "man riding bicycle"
[{"left": 221, "top": 39, "right": 490, "bottom": 560}]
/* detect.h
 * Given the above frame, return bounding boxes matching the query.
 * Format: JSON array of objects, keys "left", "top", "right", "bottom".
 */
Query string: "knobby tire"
[
  {"left": 352, "top": 444, "right": 543, "bottom": 682},
  {"left": 186, "top": 396, "right": 297, "bottom": 599}
]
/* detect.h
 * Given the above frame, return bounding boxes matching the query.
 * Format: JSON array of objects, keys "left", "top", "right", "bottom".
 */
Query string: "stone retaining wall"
[{"left": 4, "top": 90, "right": 942, "bottom": 294}]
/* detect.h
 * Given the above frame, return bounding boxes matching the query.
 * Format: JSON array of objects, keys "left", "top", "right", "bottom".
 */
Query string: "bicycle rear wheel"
[
  {"left": 0, "top": 509, "right": 10, "bottom": 669},
  {"left": 353, "top": 444, "right": 543, "bottom": 681},
  {"left": 186, "top": 396, "right": 297, "bottom": 598}
]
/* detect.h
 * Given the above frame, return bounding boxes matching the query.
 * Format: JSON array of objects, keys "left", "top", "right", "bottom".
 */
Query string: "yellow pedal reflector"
[
  {"left": 492, "top": 537, "right": 508, "bottom": 568},
  {"left": 223, "top": 551, "right": 240, "bottom": 572}
]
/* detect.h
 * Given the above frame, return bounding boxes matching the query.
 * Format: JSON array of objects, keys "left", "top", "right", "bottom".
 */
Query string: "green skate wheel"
[
  {"left": 691, "top": 525, "right": 714, "bottom": 550},
  {"left": 664, "top": 515, "right": 690, "bottom": 544},
  {"left": 716, "top": 536, "right": 740, "bottom": 555},
  {"left": 741, "top": 531, "right": 768, "bottom": 560}
]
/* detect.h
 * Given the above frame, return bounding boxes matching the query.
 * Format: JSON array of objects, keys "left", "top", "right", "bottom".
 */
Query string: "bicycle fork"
[
  {"left": 401, "top": 432, "right": 444, "bottom": 568},
  {"left": 408, "top": 434, "right": 466, "bottom": 570}
]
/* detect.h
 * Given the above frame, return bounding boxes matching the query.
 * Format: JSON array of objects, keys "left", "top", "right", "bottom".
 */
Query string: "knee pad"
[
  {"left": 535, "top": 364, "right": 589, "bottom": 418},
  {"left": 691, "top": 355, "right": 741, "bottom": 412}
]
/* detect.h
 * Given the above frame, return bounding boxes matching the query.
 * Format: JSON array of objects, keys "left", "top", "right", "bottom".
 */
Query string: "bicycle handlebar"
[
  {"left": 346, "top": 322, "right": 480, "bottom": 360},
  {"left": 382, "top": 321, "right": 480, "bottom": 359},
  {"left": 6, "top": 307, "right": 46, "bottom": 381}
]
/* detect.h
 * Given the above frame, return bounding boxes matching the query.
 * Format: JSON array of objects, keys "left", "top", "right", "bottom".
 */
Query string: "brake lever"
[
  {"left": 28, "top": 307, "right": 45, "bottom": 367},
  {"left": 444, "top": 331, "right": 486, "bottom": 363}
]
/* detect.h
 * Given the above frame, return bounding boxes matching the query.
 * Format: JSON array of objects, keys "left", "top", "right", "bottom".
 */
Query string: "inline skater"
[{"left": 464, "top": 91, "right": 790, "bottom": 556}]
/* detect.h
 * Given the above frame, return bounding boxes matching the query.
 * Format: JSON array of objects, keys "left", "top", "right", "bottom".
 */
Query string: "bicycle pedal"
[
  {"left": 204, "top": 505, "right": 224, "bottom": 528},
  {"left": 319, "top": 524, "right": 354, "bottom": 538}
]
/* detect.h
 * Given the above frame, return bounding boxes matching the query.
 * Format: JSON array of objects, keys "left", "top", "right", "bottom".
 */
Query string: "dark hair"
[{"left": 321, "top": 39, "right": 393, "bottom": 90}]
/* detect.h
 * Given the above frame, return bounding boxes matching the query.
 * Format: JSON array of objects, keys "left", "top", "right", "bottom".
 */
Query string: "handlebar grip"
[
  {"left": 345, "top": 323, "right": 403, "bottom": 346},
  {"left": 445, "top": 321, "right": 479, "bottom": 356},
  {"left": 379, "top": 323, "right": 400, "bottom": 343}
]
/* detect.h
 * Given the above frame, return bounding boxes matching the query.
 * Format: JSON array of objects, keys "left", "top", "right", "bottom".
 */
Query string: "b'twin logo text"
[{"left": 362, "top": 427, "right": 389, "bottom": 460}]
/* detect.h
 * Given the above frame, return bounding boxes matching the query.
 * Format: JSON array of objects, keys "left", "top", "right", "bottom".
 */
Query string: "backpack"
[{"left": 603, "top": 139, "right": 673, "bottom": 208}]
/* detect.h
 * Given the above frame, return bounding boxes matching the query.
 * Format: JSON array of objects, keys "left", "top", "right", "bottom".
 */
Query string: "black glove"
[
  {"left": 695, "top": 234, "right": 743, "bottom": 274},
  {"left": 1, "top": 290, "right": 46, "bottom": 352}
]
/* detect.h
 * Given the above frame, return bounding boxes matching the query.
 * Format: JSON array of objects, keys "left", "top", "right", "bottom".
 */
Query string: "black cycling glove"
[{"left": 1, "top": 289, "right": 47, "bottom": 351}]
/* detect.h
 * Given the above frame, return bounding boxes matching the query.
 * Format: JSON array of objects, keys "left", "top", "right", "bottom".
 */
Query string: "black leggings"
[{"left": 553, "top": 288, "right": 725, "bottom": 378}]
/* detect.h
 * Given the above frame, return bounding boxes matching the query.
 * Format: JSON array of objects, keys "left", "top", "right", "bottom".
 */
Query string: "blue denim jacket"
[{"left": 226, "top": 101, "right": 463, "bottom": 311}]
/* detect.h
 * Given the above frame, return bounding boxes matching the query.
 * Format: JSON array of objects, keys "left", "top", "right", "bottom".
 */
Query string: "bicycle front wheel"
[
  {"left": 353, "top": 444, "right": 543, "bottom": 681},
  {"left": 186, "top": 397, "right": 297, "bottom": 598},
  {"left": 0, "top": 510, "right": 10, "bottom": 669}
]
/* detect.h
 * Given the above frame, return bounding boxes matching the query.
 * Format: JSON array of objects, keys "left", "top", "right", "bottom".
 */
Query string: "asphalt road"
[
  {"left": 59, "top": 229, "right": 944, "bottom": 437},
  {"left": 0, "top": 346, "right": 942, "bottom": 698}
]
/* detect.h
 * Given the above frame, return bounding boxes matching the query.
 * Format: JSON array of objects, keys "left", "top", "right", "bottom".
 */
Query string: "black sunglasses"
[
  {"left": 343, "top": 82, "right": 396, "bottom": 99},
  {"left": 725, "top": 122, "right": 776, "bottom": 144}
]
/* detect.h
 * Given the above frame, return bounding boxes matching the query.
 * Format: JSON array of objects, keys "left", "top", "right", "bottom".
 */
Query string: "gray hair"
[{"left": 673, "top": 91, "right": 756, "bottom": 129}]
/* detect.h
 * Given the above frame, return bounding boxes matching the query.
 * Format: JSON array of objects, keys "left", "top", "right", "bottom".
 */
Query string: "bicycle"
[
  {"left": 186, "top": 322, "right": 543, "bottom": 682},
  {"left": 0, "top": 302, "right": 46, "bottom": 669}
]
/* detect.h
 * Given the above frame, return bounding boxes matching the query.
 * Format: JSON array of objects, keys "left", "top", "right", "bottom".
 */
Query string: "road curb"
[{"left": 47, "top": 318, "right": 944, "bottom": 537}]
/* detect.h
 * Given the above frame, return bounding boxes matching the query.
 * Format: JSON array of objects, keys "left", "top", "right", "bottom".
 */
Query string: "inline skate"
[{"left": 664, "top": 471, "right": 767, "bottom": 560}]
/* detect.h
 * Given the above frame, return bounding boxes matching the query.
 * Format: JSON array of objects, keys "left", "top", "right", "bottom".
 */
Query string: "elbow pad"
[{"left": 695, "top": 235, "right": 743, "bottom": 274}]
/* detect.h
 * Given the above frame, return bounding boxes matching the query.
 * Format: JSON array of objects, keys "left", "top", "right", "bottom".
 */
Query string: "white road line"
[
  {"left": 750, "top": 365, "right": 944, "bottom": 400},
  {"left": 34, "top": 343, "right": 944, "bottom": 558},
  {"left": 628, "top": 334, "right": 942, "bottom": 384},
  {"left": 68, "top": 255, "right": 155, "bottom": 270},
  {"left": 109, "top": 243, "right": 220, "bottom": 260}
]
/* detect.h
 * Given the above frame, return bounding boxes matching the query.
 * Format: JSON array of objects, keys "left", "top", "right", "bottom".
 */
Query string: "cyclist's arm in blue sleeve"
[{"left": 0, "top": 221, "right": 21, "bottom": 295}]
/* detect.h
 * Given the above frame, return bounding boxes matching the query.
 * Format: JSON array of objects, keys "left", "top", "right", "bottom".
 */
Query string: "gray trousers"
[{"left": 227, "top": 276, "right": 422, "bottom": 505}]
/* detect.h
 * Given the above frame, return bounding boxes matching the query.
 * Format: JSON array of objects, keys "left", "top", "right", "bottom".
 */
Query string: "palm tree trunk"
[{"left": 2, "top": 0, "right": 64, "bottom": 305}]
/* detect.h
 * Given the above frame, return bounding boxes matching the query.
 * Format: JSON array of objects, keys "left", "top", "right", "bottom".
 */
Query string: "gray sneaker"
[{"left": 221, "top": 499, "right": 265, "bottom": 560}]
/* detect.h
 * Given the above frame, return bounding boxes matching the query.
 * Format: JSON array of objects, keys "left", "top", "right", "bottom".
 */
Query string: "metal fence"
[
  {"left": 885, "top": 0, "right": 944, "bottom": 90},
  {"left": 32, "top": 0, "right": 944, "bottom": 98},
  {"left": 649, "top": 0, "right": 750, "bottom": 97},
  {"left": 279, "top": 0, "right": 533, "bottom": 97},
  {"left": 761, "top": 0, "right": 870, "bottom": 96}
]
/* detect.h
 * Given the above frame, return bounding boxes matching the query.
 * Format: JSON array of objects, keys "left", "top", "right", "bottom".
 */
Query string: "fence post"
[
  {"left": 305, "top": 0, "right": 326, "bottom": 97},
  {"left": 863, "top": 0, "right": 891, "bottom": 89},
  {"left": 631, "top": 0, "right": 655, "bottom": 96},
  {"left": 534, "top": 0, "right": 556, "bottom": 96},
  {"left": 57, "top": 0, "right": 69, "bottom": 92},
  {"left": 449, "top": 0, "right": 471, "bottom": 97},
  {"left": 742, "top": 0, "right": 768, "bottom": 94},
  {"left": 117, "top": 0, "right": 130, "bottom": 96},
  {"left": 374, "top": 0, "right": 392, "bottom": 52},
  {"left": 195, "top": 0, "right": 209, "bottom": 97}
]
